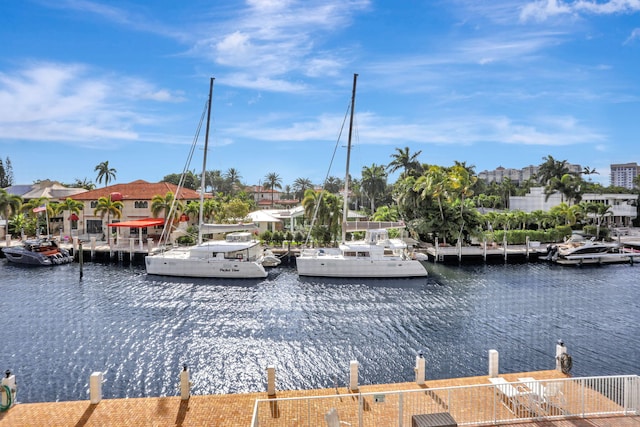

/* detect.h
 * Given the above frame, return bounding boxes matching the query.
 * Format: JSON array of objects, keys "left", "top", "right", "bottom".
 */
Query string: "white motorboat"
[
  {"left": 145, "top": 78, "right": 268, "bottom": 279},
  {"left": 546, "top": 236, "right": 615, "bottom": 259},
  {"left": 2, "top": 238, "right": 74, "bottom": 266},
  {"left": 295, "top": 74, "right": 427, "bottom": 278},
  {"left": 545, "top": 236, "right": 626, "bottom": 265}
]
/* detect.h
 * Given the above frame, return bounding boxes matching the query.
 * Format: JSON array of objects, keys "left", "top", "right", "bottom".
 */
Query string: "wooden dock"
[{"left": 1, "top": 370, "right": 638, "bottom": 426}]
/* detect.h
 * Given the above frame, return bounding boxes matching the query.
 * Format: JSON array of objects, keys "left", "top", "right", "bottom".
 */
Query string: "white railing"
[{"left": 251, "top": 375, "right": 639, "bottom": 427}]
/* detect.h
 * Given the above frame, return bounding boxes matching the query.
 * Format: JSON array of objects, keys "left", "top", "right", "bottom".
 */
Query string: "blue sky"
[{"left": 1, "top": 0, "right": 639, "bottom": 189}]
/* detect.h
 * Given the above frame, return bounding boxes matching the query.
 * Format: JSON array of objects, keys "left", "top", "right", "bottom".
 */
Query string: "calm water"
[{"left": 1, "top": 260, "right": 638, "bottom": 403}]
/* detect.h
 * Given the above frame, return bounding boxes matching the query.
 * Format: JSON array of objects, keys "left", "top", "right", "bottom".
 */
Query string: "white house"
[{"left": 509, "top": 187, "right": 638, "bottom": 227}]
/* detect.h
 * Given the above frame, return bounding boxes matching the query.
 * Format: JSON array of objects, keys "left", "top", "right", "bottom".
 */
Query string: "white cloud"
[
  {"left": 191, "top": 1, "right": 370, "bottom": 91},
  {"left": 624, "top": 28, "right": 640, "bottom": 44},
  {"left": 573, "top": 0, "right": 640, "bottom": 14},
  {"left": 0, "top": 63, "right": 181, "bottom": 146},
  {"left": 521, "top": 0, "right": 640, "bottom": 22},
  {"left": 520, "top": 0, "right": 574, "bottom": 22},
  {"left": 222, "top": 108, "right": 605, "bottom": 149}
]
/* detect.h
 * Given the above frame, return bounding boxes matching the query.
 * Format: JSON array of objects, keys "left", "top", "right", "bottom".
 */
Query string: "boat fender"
[{"left": 560, "top": 352, "right": 573, "bottom": 374}]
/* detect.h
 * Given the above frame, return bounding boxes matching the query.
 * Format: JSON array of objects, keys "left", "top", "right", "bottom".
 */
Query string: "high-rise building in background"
[{"left": 610, "top": 163, "right": 639, "bottom": 190}]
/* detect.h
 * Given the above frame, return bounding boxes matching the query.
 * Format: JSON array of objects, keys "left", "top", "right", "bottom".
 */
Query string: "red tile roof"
[{"left": 69, "top": 180, "right": 205, "bottom": 201}]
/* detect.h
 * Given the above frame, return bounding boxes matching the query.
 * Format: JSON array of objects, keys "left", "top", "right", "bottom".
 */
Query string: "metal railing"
[{"left": 251, "top": 375, "right": 639, "bottom": 426}]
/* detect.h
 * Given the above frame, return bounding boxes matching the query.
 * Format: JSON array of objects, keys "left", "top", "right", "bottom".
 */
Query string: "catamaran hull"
[
  {"left": 295, "top": 257, "right": 427, "bottom": 278},
  {"left": 145, "top": 256, "right": 267, "bottom": 278}
]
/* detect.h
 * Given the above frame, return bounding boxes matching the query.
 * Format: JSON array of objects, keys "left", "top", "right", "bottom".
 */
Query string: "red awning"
[
  {"left": 108, "top": 218, "right": 165, "bottom": 228},
  {"left": 68, "top": 213, "right": 80, "bottom": 221}
]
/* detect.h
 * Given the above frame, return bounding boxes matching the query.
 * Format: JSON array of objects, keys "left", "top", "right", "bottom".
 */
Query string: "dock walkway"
[{"left": 1, "top": 370, "right": 638, "bottom": 426}]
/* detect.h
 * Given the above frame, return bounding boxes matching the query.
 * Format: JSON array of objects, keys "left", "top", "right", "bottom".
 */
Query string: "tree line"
[{"left": 3, "top": 153, "right": 639, "bottom": 245}]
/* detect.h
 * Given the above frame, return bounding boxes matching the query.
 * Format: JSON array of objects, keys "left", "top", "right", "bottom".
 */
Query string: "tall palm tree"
[
  {"left": 360, "top": 163, "right": 387, "bottom": 214},
  {"left": 537, "top": 155, "right": 570, "bottom": 186},
  {"left": 0, "top": 189, "right": 22, "bottom": 237},
  {"left": 293, "top": 177, "right": 313, "bottom": 201},
  {"left": 263, "top": 172, "right": 282, "bottom": 207},
  {"left": 414, "top": 165, "right": 448, "bottom": 221},
  {"left": 448, "top": 165, "right": 477, "bottom": 217},
  {"left": 224, "top": 168, "right": 242, "bottom": 195},
  {"left": 204, "top": 170, "right": 225, "bottom": 193},
  {"left": 94, "top": 161, "right": 117, "bottom": 187},
  {"left": 93, "top": 195, "right": 124, "bottom": 245},
  {"left": 387, "top": 146, "right": 422, "bottom": 178}
]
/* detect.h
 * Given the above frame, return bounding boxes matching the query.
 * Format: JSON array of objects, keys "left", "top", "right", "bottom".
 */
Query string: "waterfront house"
[
  {"left": 68, "top": 180, "right": 203, "bottom": 242},
  {"left": 509, "top": 187, "right": 638, "bottom": 227},
  {"left": 247, "top": 185, "right": 298, "bottom": 209},
  {"left": 2, "top": 180, "right": 87, "bottom": 239}
]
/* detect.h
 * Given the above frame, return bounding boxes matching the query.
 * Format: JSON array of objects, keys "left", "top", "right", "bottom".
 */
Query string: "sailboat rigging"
[
  {"left": 295, "top": 73, "right": 427, "bottom": 278},
  {"left": 145, "top": 77, "right": 272, "bottom": 279}
]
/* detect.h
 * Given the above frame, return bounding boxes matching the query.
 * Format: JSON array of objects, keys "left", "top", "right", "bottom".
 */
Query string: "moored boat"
[
  {"left": 295, "top": 73, "right": 427, "bottom": 279},
  {"left": 145, "top": 228, "right": 268, "bottom": 278},
  {"left": 144, "top": 78, "right": 271, "bottom": 279},
  {"left": 2, "top": 238, "right": 74, "bottom": 266},
  {"left": 297, "top": 228, "right": 428, "bottom": 278}
]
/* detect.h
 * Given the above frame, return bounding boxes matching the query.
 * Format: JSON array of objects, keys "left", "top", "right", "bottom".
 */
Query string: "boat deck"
[{"left": 2, "top": 370, "right": 638, "bottom": 426}]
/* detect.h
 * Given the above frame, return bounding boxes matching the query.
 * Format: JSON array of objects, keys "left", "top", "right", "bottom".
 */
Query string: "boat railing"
[{"left": 251, "top": 375, "right": 639, "bottom": 427}]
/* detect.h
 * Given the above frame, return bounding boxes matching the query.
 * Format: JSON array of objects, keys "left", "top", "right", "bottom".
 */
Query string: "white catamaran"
[
  {"left": 295, "top": 74, "right": 427, "bottom": 278},
  {"left": 145, "top": 78, "right": 270, "bottom": 279}
]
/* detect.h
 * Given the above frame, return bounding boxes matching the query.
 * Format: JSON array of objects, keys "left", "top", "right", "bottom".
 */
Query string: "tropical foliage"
[{"left": 93, "top": 195, "right": 124, "bottom": 245}]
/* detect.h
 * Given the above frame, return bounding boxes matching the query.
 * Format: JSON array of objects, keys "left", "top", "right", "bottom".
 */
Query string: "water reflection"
[{"left": 1, "top": 260, "right": 638, "bottom": 403}]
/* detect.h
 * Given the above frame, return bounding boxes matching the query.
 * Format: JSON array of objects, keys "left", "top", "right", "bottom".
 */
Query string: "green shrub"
[
  {"left": 260, "top": 230, "right": 273, "bottom": 244},
  {"left": 272, "top": 230, "right": 284, "bottom": 245},
  {"left": 489, "top": 225, "right": 572, "bottom": 245}
]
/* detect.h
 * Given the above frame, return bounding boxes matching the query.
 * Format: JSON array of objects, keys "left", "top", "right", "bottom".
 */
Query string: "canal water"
[{"left": 1, "top": 261, "right": 638, "bottom": 403}]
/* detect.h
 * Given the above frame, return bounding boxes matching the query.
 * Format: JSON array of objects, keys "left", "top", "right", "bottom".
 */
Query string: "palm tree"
[
  {"left": 94, "top": 161, "right": 117, "bottom": 187},
  {"left": 301, "top": 189, "right": 341, "bottom": 244},
  {"left": 448, "top": 165, "right": 477, "bottom": 217},
  {"left": 387, "top": 146, "right": 422, "bottom": 178},
  {"left": 414, "top": 165, "right": 448, "bottom": 221},
  {"left": 183, "top": 201, "right": 200, "bottom": 222},
  {"left": 549, "top": 202, "right": 576, "bottom": 226},
  {"left": 324, "top": 176, "right": 343, "bottom": 194},
  {"left": 537, "top": 155, "right": 570, "bottom": 186},
  {"left": 205, "top": 170, "right": 224, "bottom": 193},
  {"left": 55, "top": 198, "right": 84, "bottom": 237},
  {"left": 582, "top": 166, "right": 599, "bottom": 182},
  {"left": 293, "top": 177, "right": 313, "bottom": 201},
  {"left": 151, "top": 192, "right": 184, "bottom": 222},
  {"left": 0, "top": 189, "right": 22, "bottom": 237},
  {"left": 70, "top": 177, "right": 96, "bottom": 190},
  {"left": 360, "top": 163, "right": 387, "bottom": 214},
  {"left": 224, "top": 168, "right": 242, "bottom": 195},
  {"left": 93, "top": 195, "right": 124, "bottom": 245},
  {"left": 203, "top": 198, "right": 221, "bottom": 222},
  {"left": 263, "top": 172, "right": 282, "bottom": 207}
]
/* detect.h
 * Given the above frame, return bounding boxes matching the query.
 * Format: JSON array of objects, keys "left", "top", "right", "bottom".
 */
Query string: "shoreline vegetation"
[{"left": 1, "top": 153, "right": 639, "bottom": 249}]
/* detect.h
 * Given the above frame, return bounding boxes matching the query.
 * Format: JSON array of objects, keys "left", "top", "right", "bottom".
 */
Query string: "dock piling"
[
  {"left": 414, "top": 352, "right": 425, "bottom": 385},
  {"left": 180, "top": 365, "right": 190, "bottom": 400},
  {"left": 266, "top": 365, "right": 276, "bottom": 396},
  {"left": 488, "top": 349, "right": 499, "bottom": 378},
  {"left": 349, "top": 360, "right": 359, "bottom": 391},
  {"left": 89, "top": 372, "right": 103, "bottom": 404}
]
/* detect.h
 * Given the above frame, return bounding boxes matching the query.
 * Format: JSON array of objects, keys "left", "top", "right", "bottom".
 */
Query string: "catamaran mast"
[
  {"left": 198, "top": 77, "right": 215, "bottom": 245},
  {"left": 342, "top": 73, "right": 358, "bottom": 243}
]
